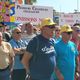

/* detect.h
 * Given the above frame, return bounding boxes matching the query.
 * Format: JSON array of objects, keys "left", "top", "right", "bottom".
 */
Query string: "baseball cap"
[
  {"left": 61, "top": 24, "right": 73, "bottom": 33},
  {"left": 40, "top": 18, "right": 56, "bottom": 28}
]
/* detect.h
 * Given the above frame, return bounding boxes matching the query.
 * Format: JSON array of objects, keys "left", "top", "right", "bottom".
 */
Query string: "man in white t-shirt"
[{"left": 21, "top": 23, "right": 36, "bottom": 43}]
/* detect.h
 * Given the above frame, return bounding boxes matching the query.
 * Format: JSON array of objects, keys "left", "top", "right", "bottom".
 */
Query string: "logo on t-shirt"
[{"left": 41, "top": 46, "right": 55, "bottom": 54}]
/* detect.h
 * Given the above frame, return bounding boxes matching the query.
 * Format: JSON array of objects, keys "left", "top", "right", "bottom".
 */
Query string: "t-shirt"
[
  {"left": 9, "top": 39, "right": 28, "bottom": 69},
  {"left": 21, "top": 33, "right": 36, "bottom": 43},
  {"left": 26, "top": 35, "right": 56, "bottom": 80},
  {"left": 54, "top": 39, "right": 79, "bottom": 80}
]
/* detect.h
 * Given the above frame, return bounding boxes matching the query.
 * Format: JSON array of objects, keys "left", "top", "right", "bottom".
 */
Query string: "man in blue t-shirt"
[
  {"left": 22, "top": 18, "right": 56, "bottom": 80},
  {"left": 54, "top": 24, "right": 79, "bottom": 80},
  {"left": 9, "top": 27, "right": 28, "bottom": 80}
]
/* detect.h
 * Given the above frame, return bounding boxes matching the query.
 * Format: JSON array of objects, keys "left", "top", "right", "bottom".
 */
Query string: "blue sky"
[{"left": 34, "top": 0, "right": 80, "bottom": 13}]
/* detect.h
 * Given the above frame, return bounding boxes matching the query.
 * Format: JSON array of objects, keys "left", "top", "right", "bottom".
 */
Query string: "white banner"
[
  {"left": 15, "top": 4, "right": 53, "bottom": 25},
  {"left": 59, "top": 13, "right": 80, "bottom": 26}
]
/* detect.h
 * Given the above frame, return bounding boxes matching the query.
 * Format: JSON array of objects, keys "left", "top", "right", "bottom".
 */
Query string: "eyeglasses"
[
  {"left": 65, "top": 32, "right": 72, "bottom": 35},
  {"left": 16, "top": 32, "right": 21, "bottom": 34},
  {"left": 46, "top": 25, "right": 55, "bottom": 29}
]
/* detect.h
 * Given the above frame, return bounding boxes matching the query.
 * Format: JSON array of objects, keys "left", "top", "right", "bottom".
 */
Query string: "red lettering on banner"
[
  {"left": 38, "top": 18, "right": 43, "bottom": 22},
  {"left": 64, "top": 14, "right": 73, "bottom": 18},
  {"left": 16, "top": 17, "right": 37, "bottom": 22},
  {"left": 65, "top": 19, "right": 74, "bottom": 22}
]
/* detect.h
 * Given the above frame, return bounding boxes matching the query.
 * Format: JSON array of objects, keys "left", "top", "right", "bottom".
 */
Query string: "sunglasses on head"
[
  {"left": 65, "top": 32, "right": 72, "bottom": 35},
  {"left": 46, "top": 25, "right": 55, "bottom": 29},
  {"left": 16, "top": 32, "right": 21, "bottom": 34}
]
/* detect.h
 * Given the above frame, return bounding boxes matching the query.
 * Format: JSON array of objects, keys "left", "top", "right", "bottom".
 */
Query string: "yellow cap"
[
  {"left": 40, "top": 18, "right": 56, "bottom": 28},
  {"left": 61, "top": 24, "right": 73, "bottom": 33}
]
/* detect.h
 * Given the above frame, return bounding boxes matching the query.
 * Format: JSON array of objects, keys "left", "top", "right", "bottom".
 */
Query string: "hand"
[
  {"left": 20, "top": 47, "right": 26, "bottom": 54},
  {"left": 58, "top": 74, "right": 64, "bottom": 80},
  {"left": 75, "top": 72, "right": 79, "bottom": 80},
  {"left": 14, "top": 48, "right": 22, "bottom": 54},
  {"left": 55, "top": 67, "right": 64, "bottom": 80}
]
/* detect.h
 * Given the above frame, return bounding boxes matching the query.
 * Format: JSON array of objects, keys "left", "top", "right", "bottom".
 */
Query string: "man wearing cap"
[
  {"left": 54, "top": 24, "right": 79, "bottom": 80},
  {"left": 21, "top": 18, "right": 56, "bottom": 80}
]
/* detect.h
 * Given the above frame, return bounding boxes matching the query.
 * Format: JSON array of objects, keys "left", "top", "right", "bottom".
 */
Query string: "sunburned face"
[
  {"left": 62, "top": 32, "right": 73, "bottom": 41},
  {"left": 25, "top": 24, "right": 33, "bottom": 33},
  {"left": 42, "top": 25, "right": 55, "bottom": 38},
  {"left": 47, "top": 28, "right": 55, "bottom": 38},
  {"left": 55, "top": 29, "right": 61, "bottom": 37},
  {"left": 72, "top": 26, "right": 80, "bottom": 38},
  {"left": 13, "top": 28, "right": 22, "bottom": 40}
]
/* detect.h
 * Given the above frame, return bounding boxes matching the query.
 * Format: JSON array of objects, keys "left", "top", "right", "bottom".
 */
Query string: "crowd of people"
[{"left": 0, "top": 18, "right": 80, "bottom": 80}]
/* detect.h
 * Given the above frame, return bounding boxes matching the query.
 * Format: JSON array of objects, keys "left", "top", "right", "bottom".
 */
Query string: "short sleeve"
[
  {"left": 7, "top": 43, "right": 15, "bottom": 57},
  {"left": 26, "top": 37, "right": 37, "bottom": 55}
]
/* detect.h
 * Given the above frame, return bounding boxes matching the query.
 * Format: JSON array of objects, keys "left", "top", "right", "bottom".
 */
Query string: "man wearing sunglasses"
[
  {"left": 54, "top": 24, "right": 79, "bottom": 80},
  {"left": 22, "top": 18, "right": 57, "bottom": 80},
  {"left": 9, "top": 27, "right": 28, "bottom": 80}
]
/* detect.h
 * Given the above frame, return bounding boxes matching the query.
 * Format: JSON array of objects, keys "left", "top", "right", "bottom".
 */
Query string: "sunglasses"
[
  {"left": 46, "top": 25, "right": 55, "bottom": 29},
  {"left": 56, "top": 30, "right": 60, "bottom": 31},
  {"left": 65, "top": 32, "right": 72, "bottom": 35},
  {"left": 16, "top": 32, "right": 21, "bottom": 34},
  {"left": 76, "top": 30, "right": 80, "bottom": 32}
]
